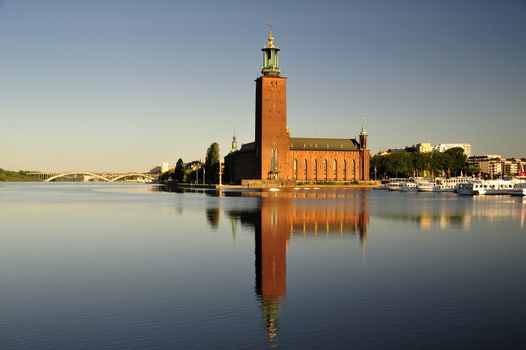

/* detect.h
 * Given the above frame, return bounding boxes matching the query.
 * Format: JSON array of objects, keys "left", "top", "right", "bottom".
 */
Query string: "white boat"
[
  {"left": 382, "top": 178, "right": 418, "bottom": 192},
  {"left": 510, "top": 182, "right": 526, "bottom": 196},
  {"left": 417, "top": 179, "right": 436, "bottom": 192},
  {"left": 456, "top": 179, "right": 516, "bottom": 195},
  {"left": 432, "top": 177, "right": 471, "bottom": 192},
  {"left": 400, "top": 182, "right": 418, "bottom": 192},
  {"left": 386, "top": 182, "right": 402, "bottom": 191}
]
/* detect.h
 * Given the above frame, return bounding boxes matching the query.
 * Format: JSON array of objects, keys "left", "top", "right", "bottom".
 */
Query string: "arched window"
[
  {"left": 333, "top": 159, "right": 337, "bottom": 180},
  {"left": 352, "top": 160, "right": 356, "bottom": 180},
  {"left": 270, "top": 148, "right": 279, "bottom": 179},
  {"left": 343, "top": 160, "right": 347, "bottom": 180},
  {"left": 275, "top": 148, "right": 279, "bottom": 173},
  {"left": 313, "top": 159, "right": 318, "bottom": 180},
  {"left": 294, "top": 159, "right": 298, "bottom": 180},
  {"left": 303, "top": 159, "right": 308, "bottom": 179},
  {"left": 323, "top": 159, "right": 328, "bottom": 180}
]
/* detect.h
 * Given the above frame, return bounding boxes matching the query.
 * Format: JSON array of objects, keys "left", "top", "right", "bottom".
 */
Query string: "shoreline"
[{"left": 165, "top": 181, "right": 381, "bottom": 191}]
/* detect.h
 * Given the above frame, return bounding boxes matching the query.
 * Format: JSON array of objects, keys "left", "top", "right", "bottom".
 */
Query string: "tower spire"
[
  {"left": 359, "top": 116, "right": 368, "bottom": 150},
  {"left": 261, "top": 23, "right": 280, "bottom": 76},
  {"left": 231, "top": 127, "right": 238, "bottom": 153}
]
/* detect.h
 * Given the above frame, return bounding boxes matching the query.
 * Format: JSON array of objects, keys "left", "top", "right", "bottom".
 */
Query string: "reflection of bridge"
[{"left": 29, "top": 171, "right": 156, "bottom": 183}]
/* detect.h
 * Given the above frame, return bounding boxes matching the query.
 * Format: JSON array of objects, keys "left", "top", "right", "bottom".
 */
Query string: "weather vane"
[{"left": 266, "top": 20, "right": 276, "bottom": 33}]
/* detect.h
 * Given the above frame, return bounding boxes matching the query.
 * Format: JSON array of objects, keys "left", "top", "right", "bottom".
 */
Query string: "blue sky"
[{"left": 1, "top": 0, "right": 525, "bottom": 172}]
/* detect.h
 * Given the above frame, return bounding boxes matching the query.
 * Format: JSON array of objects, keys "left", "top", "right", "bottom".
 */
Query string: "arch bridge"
[{"left": 44, "top": 172, "right": 156, "bottom": 183}]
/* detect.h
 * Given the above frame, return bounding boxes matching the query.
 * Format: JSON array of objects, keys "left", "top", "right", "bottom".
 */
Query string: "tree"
[
  {"left": 204, "top": 142, "right": 220, "bottom": 183},
  {"left": 158, "top": 169, "right": 174, "bottom": 183},
  {"left": 205, "top": 142, "right": 220, "bottom": 167},
  {"left": 370, "top": 148, "right": 468, "bottom": 179},
  {"left": 386, "top": 151, "right": 413, "bottom": 177},
  {"left": 174, "top": 158, "right": 185, "bottom": 182},
  {"left": 445, "top": 147, "right": 467, "bottom": 176}
]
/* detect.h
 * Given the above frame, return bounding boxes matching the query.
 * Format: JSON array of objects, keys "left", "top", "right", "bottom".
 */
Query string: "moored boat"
[
  {"left": 510, "top": 182, "right": 526, "bottom": 196},
  {"left": 386, "top": 182, "right": 402, "bottom": 191},
  {"left": 400, "top": 182, "right": 418, "bottom": 192},
  {"left": 456, "top": 179, "right": 516, "bottom": 195},
  {"left": 433, "top": 177, "right": 471, "bottom": 192},
  {"left": 417, "top": 179, "right": 436, "bottom": 192}
]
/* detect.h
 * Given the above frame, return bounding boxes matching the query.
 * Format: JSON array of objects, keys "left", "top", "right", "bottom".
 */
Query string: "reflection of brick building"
[
  {"left": 225, "top": 32, "right": 370, "bottom": 184},
  {"left": 228, "top": 189, "right": 370, "bottom": 342}
]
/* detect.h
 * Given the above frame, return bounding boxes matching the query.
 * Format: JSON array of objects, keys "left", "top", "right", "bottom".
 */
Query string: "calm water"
[{"left": 1, "top": 183, "right": 526, "bottom": 349}]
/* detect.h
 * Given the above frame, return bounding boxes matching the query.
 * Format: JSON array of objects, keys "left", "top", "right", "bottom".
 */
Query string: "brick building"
[{"left": 224, "top": 32, "right": 370, "bottom": 184}]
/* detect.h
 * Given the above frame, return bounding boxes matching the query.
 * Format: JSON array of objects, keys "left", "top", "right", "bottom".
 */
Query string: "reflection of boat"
[
  {"left": 457, "top": 179, "right": 516, "bottom": 195},
  {"left": 511, "top": 182, "right": 526, "bottom": 196}
]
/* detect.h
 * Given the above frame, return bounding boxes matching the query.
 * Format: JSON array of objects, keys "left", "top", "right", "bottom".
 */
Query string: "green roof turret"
[{"left": 261, "top": 31, "right": 280, "bottom": 76}]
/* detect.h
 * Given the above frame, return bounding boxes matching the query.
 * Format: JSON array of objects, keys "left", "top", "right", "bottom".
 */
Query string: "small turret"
[
  {"left": 359, "top": 126, "right": 367, "bottom": 150},
  {"left": 231, "top": 134, "right": 238, "bottom": 153}
]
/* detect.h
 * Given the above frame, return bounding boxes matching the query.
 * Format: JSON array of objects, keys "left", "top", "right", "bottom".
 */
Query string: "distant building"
[
  {"left": 433, "top": 143, "right": 472, "bottom": 157},
  {"left": 161, "top": 162, "right": 170, "bottom": 173},
  {"left": 149, "top": 166, "right": 162, "bottom": 174},
  {"left": 416, "top": 143, "right": 433, "bottom": 153},
  {"left": 468, "top": 155, "right": 502, "bottom": 178},
  {"left": 480, "top": 160, "right": 502, "bottom": 178},
  {"left": 185, "top": 160, "right": 203, "bottom": 171},
  {"left": 503, "top": 159, "right": 518, "bottom": 176}
]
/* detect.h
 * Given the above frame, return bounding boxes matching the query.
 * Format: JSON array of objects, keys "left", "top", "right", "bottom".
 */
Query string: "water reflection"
[
  {"left": 195, "top": 188, "right": 526, "bottom": 343},
  {"left": 2, "top": 184, "right": 526, "bottom": 348},
  {"left": 370, "top": 193, "right": 526, "bottom": 230},
  {"left": 224, "top": 189, "right": 370, "bottom": 342}
]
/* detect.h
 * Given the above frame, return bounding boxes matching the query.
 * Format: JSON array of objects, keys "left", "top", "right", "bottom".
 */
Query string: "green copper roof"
[
  {"left": 261, "top": 32, "right": 280, "bottom": 76},
  {"left": 290, "top": 137, "right": 359, "bottom": 151}
]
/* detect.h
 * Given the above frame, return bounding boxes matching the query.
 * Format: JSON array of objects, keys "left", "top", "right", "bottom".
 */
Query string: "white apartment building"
[
  {"left": 433, "top": 143, "right": 472, "bottom": 157},
  {"left": 479, "top": 160, "right": 502, "bottom": 177},
  {"left": 503, "top": 160, "right": 518, "bottom": 176}
]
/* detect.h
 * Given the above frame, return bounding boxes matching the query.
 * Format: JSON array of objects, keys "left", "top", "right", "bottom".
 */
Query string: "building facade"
[
  {"left": 416, "top": 142, "right": 433, "bottom": 153},
  {"left": 469, "top": 155, "right": 526, "bottom": 178},
  {"left": 225, "top": 33, "right": 370, "bottom": 184},
  {"left": 433, "top": 143, "right": 472, "bottom": 157}
]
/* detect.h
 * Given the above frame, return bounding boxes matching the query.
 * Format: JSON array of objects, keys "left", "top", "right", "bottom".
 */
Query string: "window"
[
  {"left": 352, "top": 160, "right": 356, "bottom": 180},
  {"left": 270, "top": 148, "right": 279, "bottom": 179},
  {"left": 313, "top": 159, "right": 318, "bottom": 180},
  {"left": 324, "top": 159, "right": 328, "bottom": 180},
  {"left": 333, "top": 159, "right": 337, "bottom": 180},
  {"left": 294, "top": 159, "right": 298, "bottom": 180},
  {"left": 303, "top": 159, "right": 308, "bottom": 179},
  {"left": 343, "top": 160, "right": 347, "bottom": 180}
]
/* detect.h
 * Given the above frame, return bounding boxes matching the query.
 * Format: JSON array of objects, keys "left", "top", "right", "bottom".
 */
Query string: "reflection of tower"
[
  {"left": 230, "top": 215, "right": 238, "bottom": 241},
  {"left": 358, "top": 189, "right": 369, "bottom": 259},
  {"left": 224, "top": 190, "right": 370, "bottom": 343},
  {"left": 255, "top": 197, "right": 290, "bottom": 342}
]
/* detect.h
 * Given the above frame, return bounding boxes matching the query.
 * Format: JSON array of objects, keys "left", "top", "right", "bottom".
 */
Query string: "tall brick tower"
[
  {"left": 255, "top": 31, "right": 290, "bottom": 180},
  {"left": 359, "top": 126, "right": 369, "bottom": 181}
]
